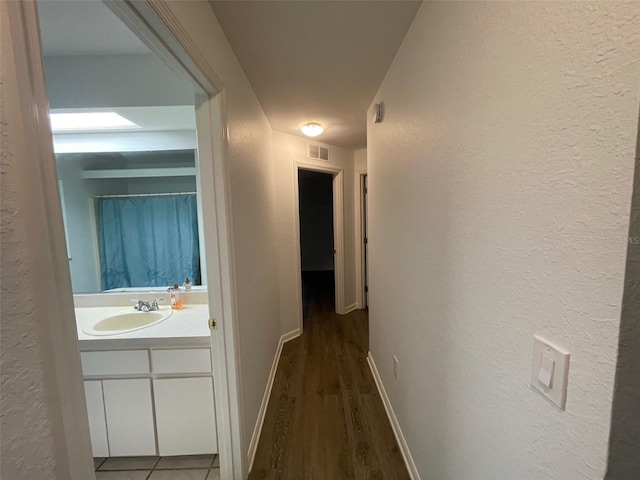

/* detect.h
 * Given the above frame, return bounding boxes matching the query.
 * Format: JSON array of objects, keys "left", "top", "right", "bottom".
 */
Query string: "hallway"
[{"left": 249, "top": 272, "right": 410, "bottom": 479}]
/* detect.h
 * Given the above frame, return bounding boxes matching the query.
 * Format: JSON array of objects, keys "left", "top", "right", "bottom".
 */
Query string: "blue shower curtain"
[{"left": 98, "top": 195, "right": 200, "bottom": 290}]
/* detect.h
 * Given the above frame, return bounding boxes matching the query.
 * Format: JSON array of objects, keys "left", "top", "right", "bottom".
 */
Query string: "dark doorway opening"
[{"left": 298, "top": 169, "right": 334, "bottom": 323}]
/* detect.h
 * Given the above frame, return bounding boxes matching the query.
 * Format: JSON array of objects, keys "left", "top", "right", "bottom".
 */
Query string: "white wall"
[
  {"left": 368, "top": 3, "right": 639, "bottom": 479},
  {"left": 272, "top": 130, "right": 357, "bottom": 332},
  {"left": 161, "top": 2, "right": 282, "bottom": 453},
  {"left": 354, "top": 148, "right": 367, "bottom": 172},
  {"left": 43, "top": 54, "right": 194, "bottom": 109},
  {"left": 1, "top": 2, "right": 94, "bottom": 478}
]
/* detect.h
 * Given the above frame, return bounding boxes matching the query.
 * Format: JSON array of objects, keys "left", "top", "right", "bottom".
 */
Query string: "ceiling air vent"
[{"left": 308, "top": 143, "right": 329, "bottom": 162}]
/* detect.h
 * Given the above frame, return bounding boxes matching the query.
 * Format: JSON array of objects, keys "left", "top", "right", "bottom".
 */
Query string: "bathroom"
[{"left": 38, "top": 1, "right": 225, "bottom": 478}]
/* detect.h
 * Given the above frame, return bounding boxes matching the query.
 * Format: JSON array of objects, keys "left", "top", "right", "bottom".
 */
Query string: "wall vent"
[{"left": 308, "top": 143, "right": 329, "bottom": 162}]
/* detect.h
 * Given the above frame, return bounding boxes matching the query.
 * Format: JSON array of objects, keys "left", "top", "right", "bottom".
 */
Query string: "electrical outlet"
[{"left": 393, "top": 356, "right": 399, "bottom": 379}]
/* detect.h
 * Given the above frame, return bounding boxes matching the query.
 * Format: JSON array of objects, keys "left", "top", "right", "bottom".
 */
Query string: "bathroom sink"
[{"left": 83, "top": 308, "right": 173, "bottom": 336}]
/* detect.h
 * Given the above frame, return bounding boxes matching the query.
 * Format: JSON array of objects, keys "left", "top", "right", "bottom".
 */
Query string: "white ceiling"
[
  {"left": 210, "top": 0, "right": 421, "bottom": 149},
  {"left": 37, "top": 0, "right": 150, "bottom": 56},
  {"left": 37, "top": 0, "right": 420, "bottom": 150}
]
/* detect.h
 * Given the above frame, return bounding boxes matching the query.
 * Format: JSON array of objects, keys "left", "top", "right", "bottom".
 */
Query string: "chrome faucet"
[{"left": 132, "top": 298, "right": 163, "bottom": 312}]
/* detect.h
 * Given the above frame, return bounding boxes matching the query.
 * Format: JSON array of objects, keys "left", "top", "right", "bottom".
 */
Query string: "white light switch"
[
  {"left": 538, "top": 354, "right": 555, "bottom": 388},
  {"left": 531, "top": 336, "right": 570, "bottom": 410}
]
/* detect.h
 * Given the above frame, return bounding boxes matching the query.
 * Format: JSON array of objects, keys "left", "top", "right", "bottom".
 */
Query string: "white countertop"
[{"left": 75, "top": 304, "right": 211, "bottom": 350}]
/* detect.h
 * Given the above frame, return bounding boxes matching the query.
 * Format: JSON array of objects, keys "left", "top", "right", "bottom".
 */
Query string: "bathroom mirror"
[
  {"left": 38, "top": 2, "right": 206, "bottom": 294},
  {"left": 55, "top": 148, "right": 205, "bottom": 294}
]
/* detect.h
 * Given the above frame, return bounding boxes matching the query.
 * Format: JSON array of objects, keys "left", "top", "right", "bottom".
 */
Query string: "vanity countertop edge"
[{"left": 75, "top": 303, "right": 211, "bottom": 350}]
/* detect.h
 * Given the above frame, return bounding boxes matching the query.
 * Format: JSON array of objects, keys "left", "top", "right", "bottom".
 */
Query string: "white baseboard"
[
  {"left": 247, "top": 328, "right": 301, "bottom": 470},
  {"left": 345, "top": 303, "right": 358, "bottom": 314},
  {"left": 367, "top": 352, "right": 421, "bottom": 480}
]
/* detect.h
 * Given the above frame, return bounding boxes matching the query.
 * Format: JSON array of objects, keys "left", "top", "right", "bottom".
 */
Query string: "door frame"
[
  {"left": 104, "top": 3, "right": 245, "bottom": 477},
  {"left": 355, "top": 170, "right": 368, "bottom": 309},
  {"left": 22, "top": 0, "right": 247, "bottom": 477},
  {"left": 293, "top": 161, "right": 346, "bottom": 330}
]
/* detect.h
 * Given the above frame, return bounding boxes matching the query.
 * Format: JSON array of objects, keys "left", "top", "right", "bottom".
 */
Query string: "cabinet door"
[
  {"left": 103, "top": 379, "right": 156, "bottom": 456},
  {"left": 84, "top": 381, "right": 109, "bottom": 457},
  {"left": 153, "top": 377, "right": 217, "bottom": 456}
]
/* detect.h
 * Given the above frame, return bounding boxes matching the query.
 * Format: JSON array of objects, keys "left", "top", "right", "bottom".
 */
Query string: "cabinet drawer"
[
  {"left": 151, "top": 348, "right": 212, "bottom": 374},
  {"left": 81, "top": 350, "right": 150, "bottom": 376}
]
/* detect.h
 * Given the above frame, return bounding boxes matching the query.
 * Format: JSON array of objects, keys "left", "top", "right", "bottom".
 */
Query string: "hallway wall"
[{"left": 367, "top": 2, "right": 640, "bottom": 479}]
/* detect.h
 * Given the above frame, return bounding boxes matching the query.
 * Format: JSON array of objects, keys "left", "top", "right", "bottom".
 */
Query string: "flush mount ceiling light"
[
  {"left": 50, "top": 112, "right": 139, "bottom": 132},
  {"left": 301, "top": 123, "right": 324, "bottom": 137}
]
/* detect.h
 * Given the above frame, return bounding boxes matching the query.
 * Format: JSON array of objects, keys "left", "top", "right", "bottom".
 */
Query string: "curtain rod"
[{"left": 94, "top": 192, "right": 197, "bottom": 199}]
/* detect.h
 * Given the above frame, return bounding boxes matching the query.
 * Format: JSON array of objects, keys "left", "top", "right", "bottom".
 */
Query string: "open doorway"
[
  {"left": 31, "top": 1, "right": 244, "bottom": 478},
  {"left": 294, "top": 162, "right": 346, "bottom": 331},
  {"left": 298, "top": 169, "right": 335, "bottom": 320}
]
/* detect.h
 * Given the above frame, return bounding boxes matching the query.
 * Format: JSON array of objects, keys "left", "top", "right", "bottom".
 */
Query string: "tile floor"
[{"left": 94, "top": 454, "right": 220, "bottom": 480}]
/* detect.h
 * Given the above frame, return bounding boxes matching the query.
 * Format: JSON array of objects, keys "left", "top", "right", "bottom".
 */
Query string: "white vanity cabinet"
[
  {"left": 84, "top": 381, "right": 109, "bottom": 457},
  {"left": 154, "top": 377, "right": 217, "bottom": 456},
  {"left": 81, "top": 346, "right": 216, "bottom": 458},
  {"left": 103, "top": 379, "right": 156, "bottom": 456}
]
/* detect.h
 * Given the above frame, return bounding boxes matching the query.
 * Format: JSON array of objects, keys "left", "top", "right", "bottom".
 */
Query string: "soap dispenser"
[{"left": 168, "top": 284, "right": 184, "bottom": 310}]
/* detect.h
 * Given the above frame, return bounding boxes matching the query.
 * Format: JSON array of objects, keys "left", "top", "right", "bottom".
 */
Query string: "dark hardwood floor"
[{"left": 248, "top": 271, "right": 410, "bottom": 480}]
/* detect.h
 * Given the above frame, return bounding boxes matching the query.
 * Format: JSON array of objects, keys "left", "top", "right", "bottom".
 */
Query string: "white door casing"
[
  {"left": 293, "top": 161, "right": 347, "bottom": 330},
  {"left": 104, "top": 2, "right": 246, "bottom": 478}
]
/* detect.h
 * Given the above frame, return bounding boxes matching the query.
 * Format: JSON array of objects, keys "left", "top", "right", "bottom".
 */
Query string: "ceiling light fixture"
[
  {"left": 301, "top": 123, "right": 324, "bottom": 137},
  {"left": 50, "top": 112, "right": 139, "bottom": 132}
]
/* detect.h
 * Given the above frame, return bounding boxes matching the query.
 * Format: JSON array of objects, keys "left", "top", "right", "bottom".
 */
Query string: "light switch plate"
[{"left": 530, "top": 335, "right": 570, "bottom": 410}]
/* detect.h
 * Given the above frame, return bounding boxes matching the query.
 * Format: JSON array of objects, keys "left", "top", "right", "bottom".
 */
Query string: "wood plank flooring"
[{"left": 248, "top": 272, "right": 410, "bottom": 480}]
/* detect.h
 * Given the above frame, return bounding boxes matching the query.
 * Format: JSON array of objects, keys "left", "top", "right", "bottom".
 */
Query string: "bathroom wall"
[{"left": 367, "top": 2, "right": 639, "bottom": 479}]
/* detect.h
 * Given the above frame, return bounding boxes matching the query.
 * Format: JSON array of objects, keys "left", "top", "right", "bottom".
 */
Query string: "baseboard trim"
[
  {"left": 345, "top": 303, "right": 358, "bottom": 314},
  {"left": 367, "top": 352, "right": 421, "bottom": 480},
  {"left": 247, "top": 328, "right": 301, "bottom": 470}
]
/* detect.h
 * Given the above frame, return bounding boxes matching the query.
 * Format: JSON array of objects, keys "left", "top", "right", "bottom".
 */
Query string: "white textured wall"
[
  {"left": 1, "top": 2, "right": 94, "bottom": 478},
  {"left": 163, "top": 2, "right": 282, "bottom": 450},
  {"left": 272, "top": 130, "right": 357, "bottom": 333},
  {"left": 354, "top": 148, "right": 367, "bottom": 173},
  {"left": 368, "top": 2, "right": 639, "bottom": 479}
]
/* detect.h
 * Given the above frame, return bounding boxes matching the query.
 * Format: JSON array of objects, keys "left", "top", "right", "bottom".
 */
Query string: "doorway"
[
  {"left": 294, "top": 163, "right": 346, "bottom": 332},
  {"left": 28, "top": 0, "right": 244, "bottom": 478},
  {"left": 298, "top": 169, "right": 335, "bottom": 320}
]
